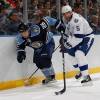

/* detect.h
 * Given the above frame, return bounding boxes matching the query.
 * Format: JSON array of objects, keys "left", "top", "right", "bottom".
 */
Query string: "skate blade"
[
  {"left": 43, "top": 80, "right": 57, "bottom": 85},
  {"left": 44, "top": 80, "right": 61, "bottom": 89},
  {"left": 75, "top": 77, "right": 82, "bottom": 81},
  {"left": 82, "top": 81, "right": 93, "bottom": 87}
]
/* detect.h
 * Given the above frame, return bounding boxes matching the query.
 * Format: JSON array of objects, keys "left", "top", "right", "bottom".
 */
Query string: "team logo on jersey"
[
  {"left": 74, "top": 19, "right": 79, "bottom": 23},
  {"left": 31, "top": 41, "right": 43, "bottom": 48}
]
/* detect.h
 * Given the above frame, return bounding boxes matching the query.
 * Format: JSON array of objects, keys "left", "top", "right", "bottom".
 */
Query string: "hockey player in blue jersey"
[{"left": 16, "top": 13, "right": 56, "bottom": 85}]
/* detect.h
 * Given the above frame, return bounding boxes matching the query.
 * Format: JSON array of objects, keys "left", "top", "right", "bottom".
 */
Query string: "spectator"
[
  {"left": 50, "top": 3, "right": 57, "bottom": 18},
  {"left": 3, "top": 10, "right": 22, "bottom": 35},
  {"left": 0, "top": 2, "right": 10, "bottom": 35},
  {"left": 90, "top": 15, "right": 99, "bottom": 33},
  {"left": 44, "top": 1, "right": 51, "bottom": 16},
  {"left": 61, "top": 0, "right": 69, "bottom": 6},
  {"left": 75, "top": 0, "right": 82, "bottom": 4},
  {"left": 14, "top": 0, "right": 23, "bottom": 12},
  {"left": 73, "top": 3, "right": 83, "bottom": 15},
  {"left": 31, "top": 0, "right": 38, "bottom": 11}
]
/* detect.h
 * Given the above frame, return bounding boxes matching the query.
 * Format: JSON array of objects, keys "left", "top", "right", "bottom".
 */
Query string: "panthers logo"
[{"left": 31, "top": 41, "right": 43, "bottom": 49}]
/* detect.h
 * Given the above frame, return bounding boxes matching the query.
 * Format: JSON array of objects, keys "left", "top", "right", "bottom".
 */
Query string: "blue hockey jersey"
[{"left": 16, "top": 16, "right": 57, "bottom": 51}]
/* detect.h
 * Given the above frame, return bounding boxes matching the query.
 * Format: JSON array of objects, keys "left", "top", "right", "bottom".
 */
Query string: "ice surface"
[{"left": 0, "top": 73, "right": 100, "bottom": 100}]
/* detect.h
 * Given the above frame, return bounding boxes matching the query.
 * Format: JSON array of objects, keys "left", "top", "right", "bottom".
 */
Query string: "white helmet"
[{"left": 62, "top": 5, "right": 72, "bottom": 14}]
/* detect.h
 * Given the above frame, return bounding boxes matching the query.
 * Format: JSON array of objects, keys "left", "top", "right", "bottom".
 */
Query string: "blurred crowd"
[
  {"left": 0, "top": 0, "right": 100, "bottom": 35},
  {"left": 0, "top": 0, "right": 22, "bottom": 35}
]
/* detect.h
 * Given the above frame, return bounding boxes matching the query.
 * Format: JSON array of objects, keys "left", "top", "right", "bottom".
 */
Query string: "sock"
[
  {"left": 41, "top": 65, "right": 55, "bottom": 78},
  {"left": 79, "top": 64, "right": 89, "bottom": 77}
]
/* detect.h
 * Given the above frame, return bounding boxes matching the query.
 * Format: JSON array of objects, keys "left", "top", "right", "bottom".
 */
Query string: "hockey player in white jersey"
[{"left": 58, "top": 5, "right": 94, "bottom": 85}]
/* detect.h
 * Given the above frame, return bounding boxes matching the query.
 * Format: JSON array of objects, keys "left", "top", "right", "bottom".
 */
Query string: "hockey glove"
[
  {"left": 59, "top": 37, "right": 66, "bottom": 52},
  {"left": 17, "top": 51, "right": 26, "bottom": 63},
  {"left": 55, "top": 20, "right": 65, "bottom": 33},
  {"left": 59, "top": 37, "right": 72, "bottom": 52},
  {"left": 57, "top": 25, "right": 65, "bottom": 33}
]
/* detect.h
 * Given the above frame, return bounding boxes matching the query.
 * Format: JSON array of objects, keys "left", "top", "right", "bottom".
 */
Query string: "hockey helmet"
[
  {"left": 18, "top": 23, "right": 28, "bottom": 32},
  {"left": 62, "top": 5, "right": 72, "bottom": 14}
]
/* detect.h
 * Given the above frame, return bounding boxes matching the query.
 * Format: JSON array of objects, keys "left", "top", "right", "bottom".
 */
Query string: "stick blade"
[{"left": 55, "top": 88, "right": 66, "bottom": 95}]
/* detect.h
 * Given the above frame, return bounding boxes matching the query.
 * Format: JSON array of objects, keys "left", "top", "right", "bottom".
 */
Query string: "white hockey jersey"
[{"left": 63, "top": 12, "right": 93, "bottom": 48}]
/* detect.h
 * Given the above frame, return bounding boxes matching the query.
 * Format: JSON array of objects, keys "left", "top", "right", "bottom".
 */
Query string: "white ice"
[{"left": 0, "top": 73, "right": 100, "bottom": 100}]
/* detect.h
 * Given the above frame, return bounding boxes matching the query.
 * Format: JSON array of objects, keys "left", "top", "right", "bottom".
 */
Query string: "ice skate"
[
  {"left": 81, "top": 75, "right": 93, "bottom": 86},
  {"left": 75, "top": 72, "right": 82, "bottom": 80},
  {"left": 42, "top": 75, "right": 56, "bottom": 85}
]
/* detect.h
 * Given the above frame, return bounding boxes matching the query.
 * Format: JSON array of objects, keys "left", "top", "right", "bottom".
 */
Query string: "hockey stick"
[
  {"left": 55, "top": 32, "right": 66, "bottom": 95},
  {"left": 24, "top": 67, "right": 39, "bottom": 86},
  {"left": 53, "top": 44, "right": 61, "bottom": 53},
  {"left": 28, "top": 67, "right": 39, "bottom": 80}
]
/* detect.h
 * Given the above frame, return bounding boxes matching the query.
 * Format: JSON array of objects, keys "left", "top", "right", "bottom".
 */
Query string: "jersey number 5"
[{"left": 76, "top": 26, "right": 80, "bottom": 31}]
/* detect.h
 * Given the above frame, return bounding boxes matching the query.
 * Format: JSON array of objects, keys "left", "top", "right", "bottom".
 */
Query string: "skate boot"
[
  {"left": 42, "top": 75, "right": 56, "bottom": 85},
  {"left": 81, "top": 75, "right": 92, "bottom": 86},
  {"left": 75, "top": 72, "right": 82, "bottom": 80}
]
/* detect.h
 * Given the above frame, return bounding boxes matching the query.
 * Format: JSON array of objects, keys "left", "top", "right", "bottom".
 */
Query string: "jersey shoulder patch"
[
  {"left": 74, "top": 18, "right": 79, "bottom": 23},
  {"left": 16, "top": 34, "right": 25, "bottom": 45}
]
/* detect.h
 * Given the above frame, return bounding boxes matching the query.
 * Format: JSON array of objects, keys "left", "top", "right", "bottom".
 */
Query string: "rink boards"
[{"left": 0, "top": 35, "right": 100, "bottom": 90}]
